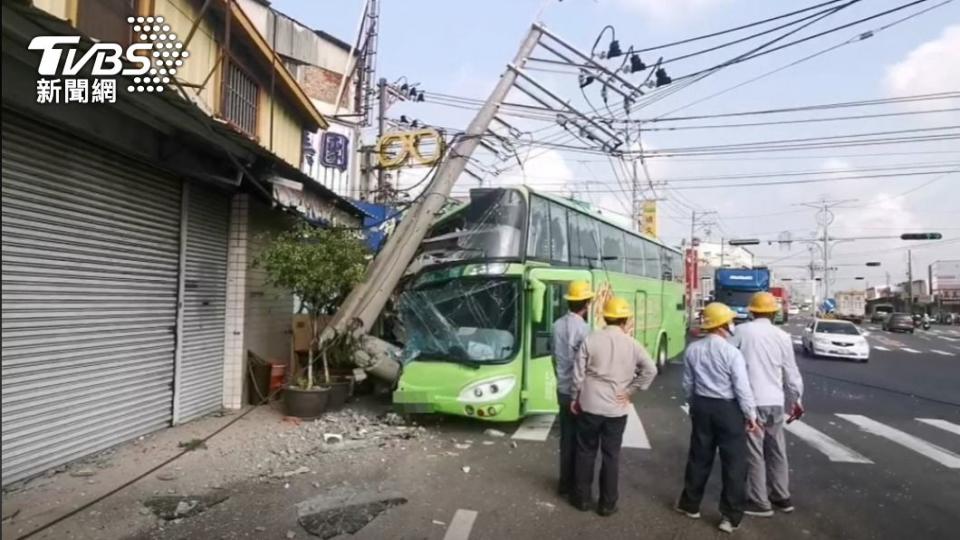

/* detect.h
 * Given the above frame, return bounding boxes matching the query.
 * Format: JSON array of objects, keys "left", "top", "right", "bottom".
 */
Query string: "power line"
[{"left": 640, "top": 108, "right": 960, "bottom": 131}]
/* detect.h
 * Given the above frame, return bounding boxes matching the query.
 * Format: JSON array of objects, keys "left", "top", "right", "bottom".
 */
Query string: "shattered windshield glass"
[
  {"left": 399, "top": 278, "right": 520, "bottom": 365},
  {"left": 413, "top": 189, "right": 526, "bottom": 269}
]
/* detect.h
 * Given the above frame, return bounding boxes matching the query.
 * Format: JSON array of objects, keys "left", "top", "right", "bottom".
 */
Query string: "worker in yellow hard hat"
[
  {"left": 570, "top": 296, "right": 657, "bottom": 516},
  {"left": 677, "top": 302, "right": 760, "bottom": 534},
  {"left": 552, "top": 280, "right": 595, "bottom": 497},
  {"left": 732, "top": 291, "right": 804, "bottom": 517}
]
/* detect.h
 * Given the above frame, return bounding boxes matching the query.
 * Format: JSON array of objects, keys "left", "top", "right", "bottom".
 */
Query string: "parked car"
[
  {"left": 788, "top": 306, "right": 800, "bottom": 316},
  {"left": 882, "top": 312, "right": 915, "bottom": 333},
  {"left": 802, "top": 319, "right": 870, "bottom": 363}
]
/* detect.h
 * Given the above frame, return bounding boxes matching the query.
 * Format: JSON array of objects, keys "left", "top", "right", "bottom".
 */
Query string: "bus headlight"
[{"left": 459, "top": 376, "right": 517, "bottom": 404}]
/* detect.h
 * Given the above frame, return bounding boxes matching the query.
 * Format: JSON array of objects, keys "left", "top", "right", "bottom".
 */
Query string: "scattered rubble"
[
  {"left": 178, "top": 438, "right": 208, "bottom": 451},
  {"left": 156, "top": 472, "right": 178, "bottom": 481},
  {"left": 143, "top": 493, "right": 228, "bottom": 520},
  {"left": 323, "top": 433, "right": 344, "bottom": 444},
  {"left": 70, "top": 469, "right": 96, "bottom": 478},
  {"left": 483, "top": 428, "right": 506, "bottom": 438},
  {"left": 461, "top": 466, "right": 471, "bottom": 474}
]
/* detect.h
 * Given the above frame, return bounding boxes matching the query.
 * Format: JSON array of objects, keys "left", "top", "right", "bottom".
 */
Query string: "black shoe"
[
  {"left": 570, "top": 497, "right": 591, "bottom": 512},
  {"left": 771, "top": 498, "right": 795, "bottom": 513},
  {"left": 597, "top": 505, "right": 618, "bottom": 517},
  {"left": 743, "top": 501, "right": 774, "bottom": 518},
  {"left": 557, "top": 484, "right": 570, "bottom": 497}
]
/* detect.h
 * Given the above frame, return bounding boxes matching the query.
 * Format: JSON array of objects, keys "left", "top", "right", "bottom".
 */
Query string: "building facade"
[{"left": 1, "top": 0, "right": 362, "bottom": 486}]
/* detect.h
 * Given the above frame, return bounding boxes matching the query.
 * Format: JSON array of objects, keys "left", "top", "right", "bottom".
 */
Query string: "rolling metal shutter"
[
  {"left": 175, "top": 183, "right": 230, "bottom": 423},
  {"left": 1, "top": 114, "right": 180, "bottom": 485}
]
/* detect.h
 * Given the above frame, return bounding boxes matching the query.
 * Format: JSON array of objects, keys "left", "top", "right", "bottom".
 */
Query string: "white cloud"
[
  {"left": 613, "top": 0, "right": 732, "bottom": 22},
  {"left": 885, "top": 25, "right": 960, "bottom": 98}
]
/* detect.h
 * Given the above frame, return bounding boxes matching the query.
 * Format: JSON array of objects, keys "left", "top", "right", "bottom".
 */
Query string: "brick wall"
[
  {"left": 222, "top": 193, "right": 250, "bottom": 409},
  {"left": 299, "top": 65, "right": 351, "bottom": 108},
  {"left": 244, "top": 199, "right": 295, "bottom": 370}
]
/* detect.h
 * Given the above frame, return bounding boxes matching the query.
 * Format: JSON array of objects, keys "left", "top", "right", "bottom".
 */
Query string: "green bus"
[{"left": 392, "top": 186, "right": 686, "bottom": 422}]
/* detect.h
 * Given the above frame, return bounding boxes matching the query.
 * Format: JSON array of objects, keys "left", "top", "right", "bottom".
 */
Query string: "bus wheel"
[{"left": 657, "top": 338, "right": 668, "bottom": 372}]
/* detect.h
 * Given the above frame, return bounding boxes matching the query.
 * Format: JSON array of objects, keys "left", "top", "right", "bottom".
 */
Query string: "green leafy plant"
[{"left": 255, "top": 220, "right": 369, "bottom": 387}]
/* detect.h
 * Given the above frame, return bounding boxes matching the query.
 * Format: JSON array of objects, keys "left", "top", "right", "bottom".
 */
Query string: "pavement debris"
[
  {"left": 483, "top": 428, "right": 506, "bottom": 438},
  {"left": 286, "top": 531, "right": 297, "bottom": 539},
  {"left": 461, "top": 466, "right": 471, "bottom": 474},
  {"left": 143, "top": 493, "right": 229, "bottom": 520},
  {"left": 454, "top": 443, "right": 472, "bottom": 450},
  {"left": 432, "top": 520, "right": 446, "bottom": 526},
  {"left": 323, "top": 433, "right": 344, "bottom": 444},
  {"left": 296, "top": 488, "right": 407, "bottom": 540},
  {"left": 70, "top": 469, "right": 96, "bottom": 478},
  {"left": 156, "top": 472, "right": 178, "bottom": 481}
]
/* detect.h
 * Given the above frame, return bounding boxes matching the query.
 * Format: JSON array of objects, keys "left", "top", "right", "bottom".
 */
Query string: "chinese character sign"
[
  {"left": 320, "top": 132, "right": 350, "bottom": 172},
  {"left": 642, "top": 200, "right": 658, "bottom": 238}
]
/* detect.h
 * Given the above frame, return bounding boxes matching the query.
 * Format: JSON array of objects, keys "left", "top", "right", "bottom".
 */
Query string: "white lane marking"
[
  {"left": 873, "top": 345, "right": 890, "bottom": 351},
  {"left": 623, "top": 404, "right": 652, "bottom": 449},
  {"left": 443, "top": 509, "right": 478, "bottom": 540},
  {"left": 901, "top": 347, "right": 921, "bottom": 354},
  {"left": 784, "top": 421, "right": 873, "bottom": 464},
  {"left": 917, "top": 418, "right": 960, "bottom": 436},
  {"left": 931, "top": 349, "right": 955, "bottom": 356},
  {"left": 511, "top": 414, "right": 555, "bottom": 442},
  {"left": 940, "top": 336, "right": 959, "bottom": 342},
  {"left": 837, "top": 414, "right": 960, "bottom": 469}
]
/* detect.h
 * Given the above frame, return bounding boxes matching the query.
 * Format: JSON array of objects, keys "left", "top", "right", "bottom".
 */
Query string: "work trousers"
[
  {"left": 678, "top": 396, "right": 748, "bottom": 526},
  {"left": 557, "top": 392, "right": 577, "bottom": 493},
  {"left": 573, "top": 411, "right": 627, "bottom": 509},
  {"left": 746, "top": 405, "right": 790, "bottom": 507}
]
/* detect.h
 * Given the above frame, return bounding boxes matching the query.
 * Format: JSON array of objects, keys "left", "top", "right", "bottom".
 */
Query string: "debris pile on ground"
[{"left": 253, "top": 409, "right": 429, "bottom": 479}]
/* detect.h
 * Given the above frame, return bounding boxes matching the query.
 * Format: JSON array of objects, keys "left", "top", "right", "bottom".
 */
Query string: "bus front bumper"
[{"left": 393, "top": 389, "right": 517, "bottom": 422}]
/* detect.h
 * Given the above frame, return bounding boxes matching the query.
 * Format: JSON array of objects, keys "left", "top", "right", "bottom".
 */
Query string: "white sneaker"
[
  {"left": 718, "top": 519, "right": 739, "bottom": 534},
  {"left": 674, "top": 505, "right": 701, "bottom": 519}
]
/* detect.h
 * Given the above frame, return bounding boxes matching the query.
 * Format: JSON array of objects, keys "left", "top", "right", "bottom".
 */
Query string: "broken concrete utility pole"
[{"left": 322, "top": 24, "right": 545, "bottom": 344}]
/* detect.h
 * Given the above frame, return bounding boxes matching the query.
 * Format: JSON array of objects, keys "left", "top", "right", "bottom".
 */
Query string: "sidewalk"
[{"left": 1, "top": 398, "right": 446, "bottom": 540}]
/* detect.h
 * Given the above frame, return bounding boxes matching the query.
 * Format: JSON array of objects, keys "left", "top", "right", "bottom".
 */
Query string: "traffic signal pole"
[{"left": 322, "top": 25, "right": 545, "bottom": 341}]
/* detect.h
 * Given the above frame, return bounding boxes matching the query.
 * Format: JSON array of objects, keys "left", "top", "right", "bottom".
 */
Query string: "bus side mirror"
[{"left": 529, "top": 277, "right": 547, "bottom": 324}]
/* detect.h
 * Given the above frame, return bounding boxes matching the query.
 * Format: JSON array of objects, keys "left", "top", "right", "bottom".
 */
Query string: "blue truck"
[{"left": 714, "top": 268, "right": 770, "bottom": 323}]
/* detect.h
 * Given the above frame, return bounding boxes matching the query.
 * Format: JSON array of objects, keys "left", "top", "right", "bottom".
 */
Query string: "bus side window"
[{"left": 532, "top": 283, "right": 566, "bottom": 357}]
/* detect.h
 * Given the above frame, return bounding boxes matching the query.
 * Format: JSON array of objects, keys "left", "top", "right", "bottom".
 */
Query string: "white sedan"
[{"left": 801, "top": 319, "right": 870, "bottom": 363}]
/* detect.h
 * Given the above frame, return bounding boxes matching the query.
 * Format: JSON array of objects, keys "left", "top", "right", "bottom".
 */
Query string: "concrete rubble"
[{"left": 295, "top": 487, "right": 407, "bottom": 540}]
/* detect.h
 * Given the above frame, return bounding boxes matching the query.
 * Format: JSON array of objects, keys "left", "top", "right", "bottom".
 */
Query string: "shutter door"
[
  {"left": 1, "top": 114, "right": 180, "bottom": 485},
  {"left": 176, "top": 184, "right": 230, "bottom": 423}
]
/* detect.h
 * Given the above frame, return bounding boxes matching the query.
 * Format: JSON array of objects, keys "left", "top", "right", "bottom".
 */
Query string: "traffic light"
[{"left": 900, "top": 233, "right": 942, "bottom": 240}]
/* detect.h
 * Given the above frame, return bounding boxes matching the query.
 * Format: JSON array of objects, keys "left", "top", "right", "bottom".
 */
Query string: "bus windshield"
[
  {"left": 414, "top": 189, "right": 526, "bottom": 268},
  {"left": 399, "top": 278, "right": 520, "bottom": 365}
]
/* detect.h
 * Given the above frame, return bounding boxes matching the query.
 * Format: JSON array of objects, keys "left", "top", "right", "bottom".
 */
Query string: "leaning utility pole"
[{"left": 323, "top": 25, "right": 545, "bottom": 339}]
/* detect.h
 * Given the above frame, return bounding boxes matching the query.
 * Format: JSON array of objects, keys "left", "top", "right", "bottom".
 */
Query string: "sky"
[{"left": 272, "top": 0, "right": 960, "bottom": 297}]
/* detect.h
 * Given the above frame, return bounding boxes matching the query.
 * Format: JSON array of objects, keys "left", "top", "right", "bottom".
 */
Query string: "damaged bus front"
[{"left": 393, "top": 187, "right": 686, "bottom": 422}]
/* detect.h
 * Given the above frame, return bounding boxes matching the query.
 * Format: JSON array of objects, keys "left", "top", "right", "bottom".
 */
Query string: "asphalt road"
[
  {"left": 121, "top": 317, "right": 959, "bottom": 540},
  {"left": 354, "top": 316, "right": 960, "bottom": 540}
]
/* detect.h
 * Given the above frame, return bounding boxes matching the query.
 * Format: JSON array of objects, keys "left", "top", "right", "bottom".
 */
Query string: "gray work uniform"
[{"left": 732, "top": 318, "right": 804, "bottom": 507}]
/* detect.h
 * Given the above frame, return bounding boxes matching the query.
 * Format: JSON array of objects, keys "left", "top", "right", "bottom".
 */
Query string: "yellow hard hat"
[
  {"left": 602, "top": 297, "right": 632, "bottom": 320},
  {"left": 748, "top": 291, "right": 780, "bottom": 313},
  {"left": 564, "top": 280, "right": 595, "bottom": 301},
  {"left": 701, "top": 302, "right": 735, "bottom": 330}
]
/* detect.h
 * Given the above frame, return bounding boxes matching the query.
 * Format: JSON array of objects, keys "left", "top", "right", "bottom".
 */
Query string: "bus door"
[
  {"left": 634, "top": 290, "right": 651, "bottom": 350},
  {"left": 525, "top": 268, "right": 592, "bottom": 415}
]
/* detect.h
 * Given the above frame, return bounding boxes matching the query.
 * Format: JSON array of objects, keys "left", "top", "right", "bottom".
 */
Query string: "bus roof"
[{"left": 436, "top": 185, "right": 681, "bottom": 255}]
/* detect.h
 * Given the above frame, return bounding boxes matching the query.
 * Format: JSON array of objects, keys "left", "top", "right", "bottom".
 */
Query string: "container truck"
[
  {"left": 714, "top": 268, "right": 770, "bottom": 323},
  {"left": 770, "top": 286, "right": 790, "bottom": 324},
  {"left": 835, "top": 290, "right": 867, "bottom": 324}
]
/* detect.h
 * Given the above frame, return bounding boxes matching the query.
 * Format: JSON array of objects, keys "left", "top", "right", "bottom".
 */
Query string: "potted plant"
[
  {"left": 322, "top": 319, "right": 365, "bottom": 408},
  {"left": 254, "top": 220, "right": 369, "bottom": 419}
]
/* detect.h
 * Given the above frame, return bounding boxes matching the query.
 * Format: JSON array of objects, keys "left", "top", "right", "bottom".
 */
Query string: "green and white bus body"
[{"left": 393, "top": 187, "right": 686, "bottom": 422}]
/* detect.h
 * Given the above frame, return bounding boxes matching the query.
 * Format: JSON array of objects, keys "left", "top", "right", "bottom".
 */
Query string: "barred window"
[{"left": 223, "top": 62, "right": 259, "bottom": 136}]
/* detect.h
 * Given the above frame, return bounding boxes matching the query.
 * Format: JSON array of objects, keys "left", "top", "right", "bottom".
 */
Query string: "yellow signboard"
[
  {"left": 377, "top": 128, "right": 445, "bottom": 169},
  {"left": 641, "top": 200, "right": 657, "bottom": 237}
]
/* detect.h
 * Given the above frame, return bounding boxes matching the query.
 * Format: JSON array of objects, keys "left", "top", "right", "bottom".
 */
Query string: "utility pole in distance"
[
  {"left": 376, "top": 77, "right": 387, "bottom": 202},
  {"left": 907, "top": 249, "right": 914, "bottom": 313},
  {"left": 323, "top": 25, "right": 545, "bottom": 340}
]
